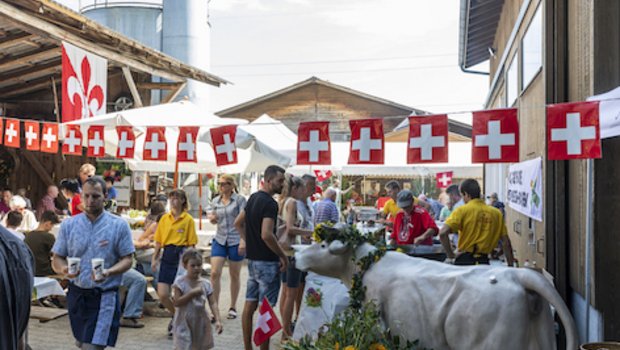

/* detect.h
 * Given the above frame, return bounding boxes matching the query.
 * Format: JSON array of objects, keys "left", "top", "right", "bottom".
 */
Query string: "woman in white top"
[{"left": 1, "top": 195, "right": 37, "bottom": 233}]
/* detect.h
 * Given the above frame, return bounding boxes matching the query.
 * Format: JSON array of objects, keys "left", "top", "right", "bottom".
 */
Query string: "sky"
[{"left": 63, "top": 0, "right": 489, "bottom": 123}]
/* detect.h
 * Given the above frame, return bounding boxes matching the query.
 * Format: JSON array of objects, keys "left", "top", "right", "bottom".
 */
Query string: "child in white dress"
[{"left": 172, "top": 249, "right": 223, "bottom": 350}]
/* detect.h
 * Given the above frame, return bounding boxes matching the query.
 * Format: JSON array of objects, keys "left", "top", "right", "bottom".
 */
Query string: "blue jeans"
[
  {"left": 120, "top": 268, "right": 146, "bottom": 318},
  {"left": 245, "top": 260, "right": 281, "bottom": 305}
]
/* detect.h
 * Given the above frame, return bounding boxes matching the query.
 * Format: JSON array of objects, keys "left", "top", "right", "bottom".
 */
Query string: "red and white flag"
[
  {"left": 253, "top": 297, "right": 282, "bottom": 346},
  {"left": 348, "top": 119, "right": 384, "bottom": 164},
  {"left": 547, "top": 101, "right": 601, "bottom": 160},
  {"left": 116, "top": 126, "right": 135, "bottom": 159},
  {"left": 143, "top": 127, "right": 167, "bottom": 161},
  {"left": 40, "top": 123, "right": 59, "bottom": 153},
  {"left": 314, "top": 169, "right": 333, "bottom": 182},
  {"left": 472, "top": 108, "right": 519, "bottom": 163},
  {"left": 297, "top": 121, "right": 331, "bottom": 165},
  {"left": 407, "top": 115, "right": 448, "bottom": 163},
  {"left": 24, "top": 121, "right": 40, "bottom": 151},
  {"left": 210, "top": 125, "right": 238, "bottom": 166},
  {"left": 87, "top": 125, "right": 105, "bottom": 157},
  {"left": 62, "top": 124, "right": 83, "bottom": 155},
  {"left": 4, "top": 118, "right": 20, "bottom": 148},
  {"left": 177, "top": 126, "right": 199, "bottom": 163},
  {"left": 62, "top": 42, "right": 107, "bottom": 123},
  {"left": 436, "top": 171, "right": 453, "bottom": 188}
]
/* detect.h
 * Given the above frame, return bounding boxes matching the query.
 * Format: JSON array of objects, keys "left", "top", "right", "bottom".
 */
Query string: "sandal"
[{"left": 227, "top": 308, "right": 237, "bottom": 319}]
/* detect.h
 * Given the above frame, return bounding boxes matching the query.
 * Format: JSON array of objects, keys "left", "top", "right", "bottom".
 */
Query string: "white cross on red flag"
[
  {"left": 407, "top": 115, "right": 448, "bottom": 163},
  {"left": 4, "top": 118, "right": 20, "bottom": 148},
  {"left": 40, "top": 123, "right": 59, "bottom": 153},
  {"left": 87, "top": 125, "right": 105, "bottom": 157},
  {"left": 62, "top": 124, "right": 83, "bottom": 155},
  {"left": 177, "top": 126, "right": 199, "bottom": 163},
  {"left": 472, "top": 108, "right": 519, "bottom": 163},
  {"left": 116, "top": 126, "right": 135, "bottom": 159},
  {"left": 253, "top": 297, "right": 282, "bottom": 346},
  {"left": 143, "top": 127, "right": 167, "bottom": 161},
  {"left": 547, "top": 101, "right": 601, "bottom": 160},
  {"left": 24, "top": 121, "right": 40, "bottom": 151},
  {"left": 348, "top": 119, "right": 384, "bottom": 164},
  {"left": 210, "top": 125, "right": 238, "bottom": 166},
  {"left": 62, "top": 42, "right": 107, "bottom": 123},
  {"left": 436, "top": 171, "right": 453, "bottom": 188},
  {"left": 297, "top": 121, "right": 331, "bottom": 165},
  {"left": 313, "top": 169, "right": 333, "bottom": 182}
]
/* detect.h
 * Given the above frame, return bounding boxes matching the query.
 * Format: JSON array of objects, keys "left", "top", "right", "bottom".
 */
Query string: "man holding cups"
[{"left": 52, "top": 177, "right": 134, "bottom": 350}]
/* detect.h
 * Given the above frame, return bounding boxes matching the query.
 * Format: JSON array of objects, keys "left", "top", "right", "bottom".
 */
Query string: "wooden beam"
[
  {"left": 20, "top": 149, "right": 68, "bottom": 208},
  {"left": 0, "top": 32, "right": 35, "bottom": 50},
  {"left": 161, "top": 81, "right": 187, "bottom": 104},
  {"left": 0, "top": 46, "right": 59, "bottom": 71},
  {"left": 0, "top": 59, "right": 60, "bottom": 88},
  {"left": 122, "top": 66, "right": 143, "bottom": 108},
  {"left": 136, "top": 82, "right": 184, "bottom": 90},
  {"left": 0, "top": 73, "right": 61, "bottom": 97},
  {"left": 0, "top": 2, "right": 185, "bottom": 83}
]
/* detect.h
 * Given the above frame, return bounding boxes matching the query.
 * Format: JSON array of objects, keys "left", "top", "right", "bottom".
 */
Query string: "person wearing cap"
[
  {"left": 24, "top": 210, "right": 60, "bottom": 276},
  {"left": 438, "top": 179, "right": 514, "bottom": 266},
  {"left": 388, "top": 190, "right": 438, "bottom": 246}
]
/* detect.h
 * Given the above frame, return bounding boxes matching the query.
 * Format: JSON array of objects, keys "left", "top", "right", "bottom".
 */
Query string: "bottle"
[{"left": 523, "top": 259, "right": 531, "bottom": 267}]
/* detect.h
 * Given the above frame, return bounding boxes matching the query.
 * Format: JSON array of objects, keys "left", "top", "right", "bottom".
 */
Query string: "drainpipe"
[{"left": 584, "top": 158, "right": 594, "bottom": 341}]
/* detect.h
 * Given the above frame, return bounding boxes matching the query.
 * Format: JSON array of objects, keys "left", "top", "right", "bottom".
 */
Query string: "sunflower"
[{"left": 369, "top": 343, "right": 387, "bottom": 350}]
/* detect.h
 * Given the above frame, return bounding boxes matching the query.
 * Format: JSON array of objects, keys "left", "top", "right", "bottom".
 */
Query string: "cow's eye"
[{"left": 320, "top": 243, "right": 326, "bottom": 248}]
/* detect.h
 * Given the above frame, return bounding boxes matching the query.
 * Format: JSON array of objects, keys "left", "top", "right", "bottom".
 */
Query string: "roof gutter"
[{"left": 459, "top": 0, "right": 489, "bottom": 76}]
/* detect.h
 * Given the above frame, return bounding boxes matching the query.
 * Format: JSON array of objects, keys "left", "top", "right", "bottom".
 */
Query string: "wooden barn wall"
[{"left": 490, "top": 0, "right": 525, "bottom": 79}]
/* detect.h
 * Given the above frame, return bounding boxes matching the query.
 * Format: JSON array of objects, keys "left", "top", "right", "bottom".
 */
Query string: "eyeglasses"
[{"left": 218, "top": 182, "right": 231, "bottom": 186}]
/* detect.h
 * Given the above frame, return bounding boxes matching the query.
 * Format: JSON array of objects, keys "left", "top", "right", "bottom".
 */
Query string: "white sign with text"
[{"left": 507, "top": 157, "right": 543, "bottom": 222}]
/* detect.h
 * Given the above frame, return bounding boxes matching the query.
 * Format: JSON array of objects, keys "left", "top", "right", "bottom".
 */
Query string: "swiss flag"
[
  {"left": 253, "top": 297, "right": 282, "bottom": 346},
  {"left": 143, "top": 127, "right": 167, "bottom": 161},
  {"left": 472, "top": 108, "right": 519, "bottom": 163},
  {"left": 407, "top": 115, "right": 448, "bottom": 163},
  {"left": 40, "top": 123, "right": 59, "bottom": 153},
  {"left": 87, "top": 125, "right": 105, "bottom": 157},
  {"left": 24, "top": 121, "right": 40, "bottom": 151},
  {"left": 62, "top": 124, "right": 83, "bottom": 155},
  {"left": 348, "top": 119, "right": 384, "bottom": 164},
  {"left": 116, "top": 126, "right": 135, "bottom": 159},
  {"left": 210, "top": 125, "right": 238, "bottom": 166},
  {"left": 4, "top": 118, "right": 20, "bottom": 148},
  {"left": 177, "top": 126, "right": 199, "bottom": 162},
  {"left": 547, "top": 101, "right": 601, "bottom": 160},
  {"left": 297, "top": 121, "right": 331, "bottom": 165},
  {"left": 436, "top": 171, "right": 453, "bottom": 188},
  {"left": 314, "top": 169, "right": 333, "bottom": 182}
]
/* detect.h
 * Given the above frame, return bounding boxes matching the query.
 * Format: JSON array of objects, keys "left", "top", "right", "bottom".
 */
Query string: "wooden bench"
[{"left": 30, "top": 306, "right": 68, "bottom": 323}]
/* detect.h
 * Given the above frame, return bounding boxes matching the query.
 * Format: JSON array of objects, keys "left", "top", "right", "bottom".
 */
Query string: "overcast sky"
[{"left": 63, "top": 0, "right": 488, "bottom": 123}]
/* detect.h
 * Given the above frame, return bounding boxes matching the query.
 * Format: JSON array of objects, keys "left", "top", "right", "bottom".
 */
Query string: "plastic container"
[{"left": 580, "top": 342, "right": 620, "bottom": 350}]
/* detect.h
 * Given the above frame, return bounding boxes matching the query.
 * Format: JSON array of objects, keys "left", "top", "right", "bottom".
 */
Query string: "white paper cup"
[
  {"left": 91, "top": 258, "right": 105, "bottom": 280},
  {"left": 67, "top": 257, "right": 80, "bottom": 275}
]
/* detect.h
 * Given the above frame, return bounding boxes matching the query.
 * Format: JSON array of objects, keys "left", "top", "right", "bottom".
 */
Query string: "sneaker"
[
  {"left": 167, "top": 319, "right": 173, "bottom": 338},
  {"left": 119, "top": 318, "right": 145, "bottom": 329}
]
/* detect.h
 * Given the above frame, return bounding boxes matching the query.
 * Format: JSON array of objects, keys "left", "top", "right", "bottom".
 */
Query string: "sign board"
[
  {"left": 133, "top": 171, "right": 147, "bottom": 191},
  {"left": 115, "top": 176, "right": 131, "bottom": 207},
  {"left": 507, "top": 157, "right": 543, "bottom": 222}
]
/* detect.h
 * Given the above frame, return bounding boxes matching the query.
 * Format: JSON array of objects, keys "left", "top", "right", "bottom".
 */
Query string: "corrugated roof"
[{"left": 459, "top": 0, "right": 505, "bottom": 69}]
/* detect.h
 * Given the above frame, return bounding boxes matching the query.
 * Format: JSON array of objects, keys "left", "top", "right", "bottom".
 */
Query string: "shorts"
[
  {"left": 158, "top": 245, "right": 186, "bottom": 285},
  {"left": 245, "top": 260, "right": 281, "bottom": 305},
  {"left": 280, "top": 256, "right": 302, "bottom": 288},
  {"left": 211, "top": 239, "right": 245, "bottom": 262}
]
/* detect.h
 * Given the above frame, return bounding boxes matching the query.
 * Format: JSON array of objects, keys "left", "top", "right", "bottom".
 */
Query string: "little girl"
[{"left": 172, "top": 249, "right": 223, "bottom": 350}]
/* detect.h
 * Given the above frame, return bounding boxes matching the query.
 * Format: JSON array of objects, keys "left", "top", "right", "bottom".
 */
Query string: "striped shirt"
[{"left": 312, "top": 198, "right": 339, "bottom": 225}]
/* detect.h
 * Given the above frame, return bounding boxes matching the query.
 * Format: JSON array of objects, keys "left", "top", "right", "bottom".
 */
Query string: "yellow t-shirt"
[
  {"left": 444, "top": 198, "right": 507, "bottom": 255},
  {"left": 383, "top": 199, "right": 400, "bottom": 217},
  {"left": 154, "top": 211, "right": 198, "bottom": 247}
]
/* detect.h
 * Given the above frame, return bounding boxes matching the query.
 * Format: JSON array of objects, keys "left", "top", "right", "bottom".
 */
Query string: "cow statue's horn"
[{"left": 328, "top": 240, "right": 348, "bottom": 255}]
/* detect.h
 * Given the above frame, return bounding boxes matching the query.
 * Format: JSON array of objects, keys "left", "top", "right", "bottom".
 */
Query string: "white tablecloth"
[{"left": 33, "top": 277, "right": 65, "bottom": 299}]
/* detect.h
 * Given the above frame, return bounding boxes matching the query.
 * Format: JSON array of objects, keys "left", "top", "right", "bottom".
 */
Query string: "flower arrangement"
[{"left": 305, "top": 288, "right": 323, "bottom": 308}]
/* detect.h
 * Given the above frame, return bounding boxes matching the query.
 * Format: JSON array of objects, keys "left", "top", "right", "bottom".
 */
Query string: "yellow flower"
[
  {"left": 334, "top": 342, "right": 340, "bottom": 350},
  {"left": 343, "top": 346, "right": 356, "bottom": 350},
  {"left": 369, "top": 343, "right": 386, "bottom": 350}
]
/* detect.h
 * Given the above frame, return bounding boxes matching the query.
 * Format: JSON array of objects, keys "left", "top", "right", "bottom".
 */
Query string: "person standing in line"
[
  {"left": 208, "top": 174, "right": 247, "bottom": 320},
  {"left": 234, "top": 165, "right": 288, "bottom": 350},
  {"left": 151, "top": 189, "right": 197, "bottom": 337},
  {"left": 52, "top": 177, "right": 134, "bottom": 349}
]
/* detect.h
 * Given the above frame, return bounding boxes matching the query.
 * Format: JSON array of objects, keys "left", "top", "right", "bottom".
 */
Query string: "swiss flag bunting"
[
  {"left": 348, "top": 119, "right": 384, "bottom": 164},
  {"left": 547, "top": 101, "right": 601, "bottom": 160},
  {"left": 4, "top": 118, "right": 20, "bottom": 148},
  {"left": 177, "top": 126, "right": 199, "bottom": 163},
  {"left": 253, "top": 297, "right": 282, "bottom": 346},
  {"left": 407, "top": 115, "right": 448, "bottom": 163},
  {"left": 297, "top": 121, "right": 331, "bottom": 165},
  {"left": 24, "top": 121, "right": 40, "bottom": 151},
  {"left": 143, "top": 127, "right": 167, "bottom": 161},
  {"left": 62, "top": 124, "right": 83, "bottom": 155},
  {"left": 40, "top": 123, "right": 59, "bottom": 153},
  {"left": 436, "top": 171, "right": 453, "bottom": 188},
  {"left": 210, "top": 125, "right": 238, "bottom": 166},
  {"left": 314, "top": 169, "right": 333, "bottom": 182},
  {"left": 116, "top": 126, "right": 135, "bottom": 159},
  {"left": 87, "top": 125, "right": 105, "bottom": 157},
  {"left": 472, "top": 108, "right": 519, "bottom": 163}
]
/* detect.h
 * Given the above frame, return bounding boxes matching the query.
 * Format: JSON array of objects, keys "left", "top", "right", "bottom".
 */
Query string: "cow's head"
[{"left": 294, "top": 239, "right": 354, "bottom": 281}]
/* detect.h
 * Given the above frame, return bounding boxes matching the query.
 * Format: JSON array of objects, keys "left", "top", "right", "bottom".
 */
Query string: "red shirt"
[
  {"left": 390, "top": 206, "right": 438, "bottom": 245},
  {"left": 71, "top": 193, "right": 82, "bottom": 216}
]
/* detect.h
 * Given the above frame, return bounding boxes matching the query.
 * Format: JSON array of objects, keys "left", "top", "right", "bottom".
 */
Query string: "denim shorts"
[
  {"left": 158, "top": 245, "right": 186, "bottom": 285},
  {"left": 280, "top": 256, "right": 302, "bottom": 288},
  {"left": 245, "top": 260, "right": 281, "bottom": 305},
  {"left": 211, "top": 239, "right": 245, "bottom": 262}
]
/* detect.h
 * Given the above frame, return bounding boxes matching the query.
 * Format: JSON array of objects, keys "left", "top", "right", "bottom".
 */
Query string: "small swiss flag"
[
  {"left": 62, "top": 124, "right": 83, "bottom": 155},
  {"left": 177, "top": 126, "right": 199, "bottom": 163},
  {"left": 314, "top": 169, "right": 333, "bottom": 182},
  {"left": 24, "top": 121, "right": 40, "bottom": 151},
  {"left": 87, "top": 125, "right": 105, "bottom": 157},
  {"left": 210, "top": 125, "right": 238, "bottom": 166},
  {"left": 116, "top": 126, "right": 135, "bottom": 159},
  {"left": 4, "top": 118, "right": 20, "bottom": 148},
  {"left": 407, "top": 115, "right": 448, "bottom": 163},
  {"left": 472, "top": 108, "right": 519, "bottom": 163},
  {"left": 40, "top": 123, "right": 59, "bottom": 153},
  {"left": 143, "top": 127, "right": 167, "bottom": 161},
  {"left": 436, "top": 171, "right": 453, "bottom": 188},
  {"left": 253, "top": 297, "right": 282, "bottom": 346},
  {"left": 348, "top": 119, "right": 384, "bottom": 164},
  {"left": 297, "top": 121, "right": 331, "bottom": 165},
  {"left": 547, "top": 101, "right": 601, "bottom": 160}
]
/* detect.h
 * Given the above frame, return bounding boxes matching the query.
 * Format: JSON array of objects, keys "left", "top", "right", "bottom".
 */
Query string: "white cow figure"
[{"left": 295, "top": 240, "right": 578, "bottom": 350}]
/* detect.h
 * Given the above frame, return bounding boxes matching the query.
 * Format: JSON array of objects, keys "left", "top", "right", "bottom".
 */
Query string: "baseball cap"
[{"left": 396, "top": 190, "right": 414, "bottom": 208}]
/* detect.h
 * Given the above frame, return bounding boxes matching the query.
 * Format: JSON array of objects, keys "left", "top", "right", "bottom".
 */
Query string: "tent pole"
[
  {"left": 198, "top": 173, "right": 203, "bottom": 230},
  {"left": 174, "top": 158, "right": 179, "bottom": 188}
]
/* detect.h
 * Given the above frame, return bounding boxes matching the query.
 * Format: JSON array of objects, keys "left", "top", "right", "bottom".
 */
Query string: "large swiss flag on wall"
[{"left": 547, "top": 101, "right": 601, "bottom": 160}]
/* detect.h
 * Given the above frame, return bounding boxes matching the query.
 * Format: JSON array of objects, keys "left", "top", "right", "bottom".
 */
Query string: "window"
[
  {"left": 521, "top": 5, "right": 543, "bottom": 90},
  {"left": 506, "top": 55, "right": 518, "bottom": 106}
]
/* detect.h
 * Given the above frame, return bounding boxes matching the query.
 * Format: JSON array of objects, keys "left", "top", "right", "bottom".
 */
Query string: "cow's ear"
[{"left": 328, "top": 240, "right": 348, "bottom": 255}]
